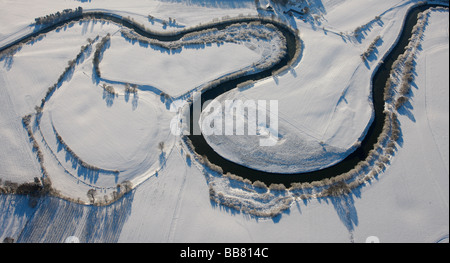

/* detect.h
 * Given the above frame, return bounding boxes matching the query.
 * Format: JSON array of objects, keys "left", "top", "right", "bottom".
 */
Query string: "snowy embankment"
[
  {"left": 101, "top": 22, "right": 286, "bottom": 98},
  {"left": 0, "top": 5, "right": 286, "bottom": 203},
  {"left": 118, "top": 4, "right": 449, "bottom": 242},
  {"left": 200, "top": 0, "right": 416, "bottom": 174},
  {"left": 0, "top": 0, "right": 448, "bottom": 243},
  {"left": 0, "top": 19, "right": 118, "bottom": 186}
]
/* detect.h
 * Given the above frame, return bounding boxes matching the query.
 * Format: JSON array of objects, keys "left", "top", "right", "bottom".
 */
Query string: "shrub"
[
  {"left": 125, "top": 83, "right": 138, "bottom": 93},
  {"left": 223, "top": 172, "right": 244, "bottom": 182},
  {"left": 269, "top": 183, "right": 286, "bottom": 191},
  {"left": 354, "top": 26, "right": 362, "bottom": 37},
  {"left": 3, "top": 181, "right": 18, "bottom": 193},
  {"left": 395, "top": 96, "right": 408, "bottom": 110},
  {"left": 87, "top": 189, "right": 97, "bottom": 203},
  {"left": 103, "top": 84, "right": 116, "bottom": 95},
  {"left": 289, "top": 182, "right": 303, "bottom": 190},
  {"left": 121, "top": 180, "right": 133, "bottom": 193},
  {"left": 0, "top": 43, "right": 23, "bottom": 60},
  {"left": 252, "top": 180, "right": 268, "bottom": 189},
  {"left": 16, "top": 182, "right": 42, "bottom": 196},
  {"left": 158, "top": 141, "right": 165, "bottom": 151},
  {"left": 323, "top": 181, "right": 350, "bottom": 197},
  {"left": 3, "top": 237, "right": 14, "bottom": 243},
  {"left": 201, "top": 155, "right": 223, "bottom": 174}
]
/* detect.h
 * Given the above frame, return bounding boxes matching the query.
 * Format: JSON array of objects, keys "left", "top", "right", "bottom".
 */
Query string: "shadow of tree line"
[
  {"left": 15, "top": 191, "right": 134, "bottom": 243},
  {"left": 54, "top": 125, "right": 119, "bottom": 185}
]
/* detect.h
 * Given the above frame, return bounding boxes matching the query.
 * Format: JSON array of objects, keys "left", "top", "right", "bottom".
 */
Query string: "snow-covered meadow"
[{"left": 0, "top": 0, "right": 448, "bottom": 243}]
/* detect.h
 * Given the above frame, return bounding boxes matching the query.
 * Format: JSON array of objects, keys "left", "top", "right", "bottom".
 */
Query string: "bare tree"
[
  {"left": 87, "top": 189, "right": 97, "bottom": 204},
  {"left": 158, "top": 141, "right": 165, "bottom": 152},
  {"left": 121, "top": 180, "right": 133, "bottom": 193}
]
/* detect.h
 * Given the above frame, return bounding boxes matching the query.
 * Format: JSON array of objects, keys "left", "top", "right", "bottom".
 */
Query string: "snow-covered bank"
[
  {"left": 101, "top": 22, "right": 286, "bottom": 97},
  {"left": 1, "top": 6, "right": 282, "bottom": 203},
  {"left": 0, "top": 0, "right": 448, "bottom": 243},
  {"left": 118, "top": 6, "right": 449, "bottom": 242},
  {"left": 200, "top": 0, "right": 418, "bottom": 173}
]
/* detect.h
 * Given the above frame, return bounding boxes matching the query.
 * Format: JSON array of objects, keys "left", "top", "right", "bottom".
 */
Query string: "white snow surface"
[
  {"left": 199, "top": 1, "right": 393, "bottom": 173},
  {"left": 100, "top": 25, "right": 283, "bottom": 97},
  {"left": 0, "top": 0, "right": 448, "bottom": 243}
]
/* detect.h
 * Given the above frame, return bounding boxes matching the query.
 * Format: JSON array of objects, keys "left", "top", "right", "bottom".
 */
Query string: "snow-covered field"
[
  {"left": 200, "top": 0, "right": 446, "bottom": 173},
  {"left": 0, "top": 0, "right": 448, "bottom": 243}
]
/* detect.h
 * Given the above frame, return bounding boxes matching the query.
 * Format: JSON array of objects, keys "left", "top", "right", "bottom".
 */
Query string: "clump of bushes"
[
  {"left": 395, "top": 96, "right": 409, "bottom": 110},
  {"left": 269, "top": 183, "right": 286, "bottom": 191},
  {"left": 125, "top": 83, "right": 138, "bottom": 94},
  {"left": 198, "top": 155, "right": 223, "bottom": 174},
  {"left": 322, "top": 181, "right": 350, "bottom": 197},
  {"left": 102, "top": 84, "right": 116, "bottom": 95},
  {"left": 208, "top": 181, "right": 293, "bottom": 218},
  {"left": 0, "top": 173, "right": 52, "bottom": 199},
  {"left": 86, "top": 180, "right": 133, "bottom": 206}
]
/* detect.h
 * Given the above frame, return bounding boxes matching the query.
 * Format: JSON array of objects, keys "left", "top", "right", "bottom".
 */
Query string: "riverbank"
[{"left": 188, "top": 3, "right": 448, "bottom": 187}]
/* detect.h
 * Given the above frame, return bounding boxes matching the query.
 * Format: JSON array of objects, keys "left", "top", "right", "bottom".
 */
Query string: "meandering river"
[
  {"left": 187, "top": 3, "right": 448, "bottom": 186},
  {"left": 1, "top": 4, "right": 446, "bottom": 187}
]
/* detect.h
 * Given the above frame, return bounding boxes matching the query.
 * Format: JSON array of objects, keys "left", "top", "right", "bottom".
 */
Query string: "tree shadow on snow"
[
  {"left": 397, "top": 98, "right": 416, "bottom": 123},
  {"left": 354, "top": 19, "right": 384, "bottom": 44},
  {"left": 363, "top": 38, "right": 384, "bottom": 69},
  {"left": 319, "top": 193, "right": 359, "bottom": 242},
  {"left": 102, "top": 89, "right": 117, "bottom": 107},
  {"left": 16, "top": 192, "right": 134, "bottom": 243}
]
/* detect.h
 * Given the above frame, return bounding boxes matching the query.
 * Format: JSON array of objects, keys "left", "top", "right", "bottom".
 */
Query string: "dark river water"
[
  {"left": 1, "top": 4, "right": 446, "bottom": 187},
  {"left": 187, "top": 4, "right": 448, "bottom": 186}
]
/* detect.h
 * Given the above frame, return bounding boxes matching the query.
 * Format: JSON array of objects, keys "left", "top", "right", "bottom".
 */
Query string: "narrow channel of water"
[{"left": 1, "top": 5, "right": 446, "bottom": 187}]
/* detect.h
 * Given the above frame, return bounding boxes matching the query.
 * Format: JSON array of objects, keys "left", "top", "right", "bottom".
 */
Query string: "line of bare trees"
[
  {"left": 353, "top": 15, "right": 382, "bottom": 39},
  {"left": 361, "top": 35, "right": 381, "bottom": 61},
  {"left": 0, "top": 177, "right": 51, "bottom": 202},
  {"left": 22, "top": 115, "right": 46, "bottom": 177},
  {"left": 118, "top": 11, "right": 298, "bottom": 39},
  {"left": 93, "top": 34, "right": 111, "bottom": 78},
  {"left": 34, "top": 7, "right": 83, "bottom": 25},
  {"left": 53, "top": 127, "right": 119, "bottom": 175},
  {"left": 1, "top": 39, "right": 98, "bottom": 200},
  {"left": 41, "top": 38, "right": 94, "bottom": 108},
  {"left": 383, "top": 9, "right": 430, "bottom": 111},
  {"left": 4, "top": 114, "right": 54, "bottom": 198},
  {"left": 1, "top": 8, "right": 86, "bottom": 64},
  {"left": 120, "top": 21, "right": 287, "bottom": 68},
  {"left": 86, "top": 180, "right": 132, "bottom": 205}
]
